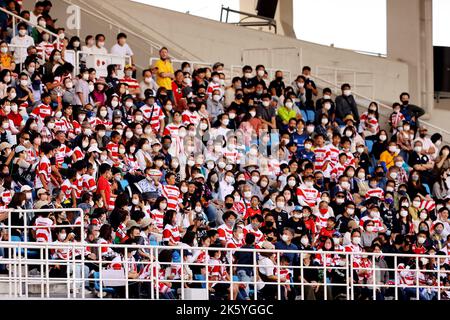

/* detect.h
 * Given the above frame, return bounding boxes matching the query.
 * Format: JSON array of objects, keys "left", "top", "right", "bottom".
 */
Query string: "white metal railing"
[
  {"left": 76, "top": 51, "right": 131, "bottom": 78},
  {"left": 149, "top": 57, "right": 214, "bottom": 72},
  {"left": 60, "top": 0, "right": 162, "bottom": 57},
  {"left": 6, "top": 208, "right": 85, "bottom": 242},
  {"left": 315, "top": 65, "right": 375, "bottom": 100},
  {"left": 0, "top": 6, "right": 59, "bottom": 40},
  {"left": 229, "top": 65, "right": 293, "bottom": 85},
  {"left": 0, "top": 241, "right": 448, "bottom": 300},
  {"left": 312, "top": 72, "right": 450, "bottom": 144}
]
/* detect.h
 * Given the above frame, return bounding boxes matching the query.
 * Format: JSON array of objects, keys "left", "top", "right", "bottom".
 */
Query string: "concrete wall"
[
  {"left": 387, "top": 0, "right": 433, "bottom": 112},
  {"left": 23, "top": 0, "right": 409, "bottom": 103}
]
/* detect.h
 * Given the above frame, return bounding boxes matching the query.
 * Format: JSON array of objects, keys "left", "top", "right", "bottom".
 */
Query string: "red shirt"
[{"left": 97, "top": 175, "right": 111, "bottom": 209}]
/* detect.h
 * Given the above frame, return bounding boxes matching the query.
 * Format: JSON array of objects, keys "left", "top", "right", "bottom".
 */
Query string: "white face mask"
[
  {"left": 379, "top": 135, "right": 387, "bottom": 141},
  {"left": 288, "top": 180, "right": 296, "bottom": 187},
  {"left": 276, "top": 202, "right": 285, "bottom": 209},
  {"left": 213, "top": 95, "right": 221, "bottom": 102},
  {"left": 58, "top": 233, "right": 67, "bottom": 241},
  {"left": 343, "top": 89, "right": 351, "bottom": 96},
  {"left": 351, "top": 237, "right": 361, "bottom": 245},
  {"left": 111, "top": 100, "right": 119, "bottom": 108},
  {"left": 244, "top": 191, "right": 252, "bottom": 199}
]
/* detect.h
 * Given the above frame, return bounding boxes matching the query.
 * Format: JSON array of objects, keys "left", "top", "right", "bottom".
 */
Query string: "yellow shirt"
[
  {"left": 379, "top": 150, "right": 397, "bottom": 169},
  {"left": 153, "top": 59, "right": 174, "bottom": 90}
]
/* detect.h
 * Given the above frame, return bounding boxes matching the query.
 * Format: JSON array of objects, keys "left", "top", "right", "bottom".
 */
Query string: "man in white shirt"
[
  {"left": 110, "top": 33, "right": 134, "bottom": 65},
  {"left": 10, "top": 23, "right": 35, "bottom": 65},
  {"left": 29, "top": 1, "right": 45, "bottom": 25},
  {"left": 91, "top": 34, "right": 108, "bottom": 55}
]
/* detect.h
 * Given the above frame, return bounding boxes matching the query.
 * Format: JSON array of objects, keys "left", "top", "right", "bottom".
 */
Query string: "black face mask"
[
  {"left": 189, "top": 107, "right": 196, "bottom": 112},
  {"left": 419, "top": 133, "right": 426, "bottom": 138},
  {"left": 159, "top": 94, "right": 167, "bottom": 101},
  {"left": 265, "top": 221, "right": 274, "bottom": 228},
  {"left": 376, "top": 171, "right": 384, "bottom": 177},
  {"left": 235, "top": 94, "right": 243, "bottom": 100},
  {"left": 276, "top": 77, "right": 283, "bottom": 81},
  {"left": 225, "top": 203, "right": 233, "bottom": 209},
  {"left": 402, "top": 100, "right": 409, "bottom": 106}
]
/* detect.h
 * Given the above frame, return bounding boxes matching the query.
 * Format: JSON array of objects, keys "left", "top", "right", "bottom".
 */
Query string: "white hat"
[
  {"left": 20, "top": 185, "right": 32, "bottom": 192},
  {"left": 87, "top": 145, "right": 101, "bottom": 153}
]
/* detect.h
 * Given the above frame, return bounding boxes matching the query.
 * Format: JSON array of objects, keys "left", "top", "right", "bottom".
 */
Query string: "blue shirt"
[
  {"left": 274, "top": 241, "right": 298, "bottom": 265},
  {"left": 292, "top": 132, "right": 309, "bottom": 153}
]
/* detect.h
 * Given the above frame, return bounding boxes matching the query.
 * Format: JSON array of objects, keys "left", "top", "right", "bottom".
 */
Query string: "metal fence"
[{"left": 0, "top": 241, "right": 448, "bottom": 300}]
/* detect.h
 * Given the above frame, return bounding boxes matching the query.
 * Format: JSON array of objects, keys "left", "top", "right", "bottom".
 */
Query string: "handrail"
[
  {"left": 0, "top": 241, "right": 448, "bottom": 300},
  {"left": 0, "top": 6, "right": 59, "bottom": 39},
  {"left": 312, "top": 72, "right": 450, "bottom": 139},
  {"left": 60, "top": 0, "right": 200, "bottom": 62},
  {"left": 59, "top": 0, "right": 161, "bottom": 55}
]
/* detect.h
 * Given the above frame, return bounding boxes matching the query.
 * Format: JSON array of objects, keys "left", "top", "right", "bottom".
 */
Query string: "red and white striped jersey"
[
  {"left": 226, "top": 237, "right": 243, "bottom": 248},
  {"left": 161, "top": 184, "right": 181, "bottom": 211},
  {"left": 181, "top": 110, "right": 201, "bottom": 126},
  {"left": 97, "top": 238, "right": 113, "bottom": 256},
  {"left": 314, "top": 211, "right": 332, "bottom": 229},
  {"left": 223, "top": 149, "right": 240, "bottom": 163},
  {"left": 89, "top": 117, "right": 112, "bottom": 129},
  {"left": 208, "top": 257, "right": 228, "bottom": 284},
  {"left": 52, "top": 240, "right": 72, "bottom": 260},
  {"left": 296, "top": 185, "right": 320, "bottom": 207},
  {"left": 71, "top": 146, "right": 85, "bottom": 163},
  {"left": 327, "top": 144, "right": 340, "bottom": 168},
  {"left": 330, "top": 162, "right": 347, "bottom": 182},
  {"left": 56, "top": 117, "right": 74, "bottom": 136},
  {"left": 119, "top": 77, "right": 139, "bottom": 90},
  {"left": 162, "top": 224, "right": 180, "bottom": 244},
  {"left": 344, "top": 150, "right": 356, "bottom": 168},
  {"left": 365, "top": 187, "right": 385, "bottom": 200},
  {"left": 359, "top": 215, "right": 385, "bottom": 232},
  {"left": 37, "top": 41, "right": 54, "bottom": 60},
  {"left": 206, "top": 82, "right": 223, "bottom": 97},
  {"left": 115, "top": 223, "right": 128, "bottom": 243},
  {"left": 31, "top": 103, "right": 53, "bottom": 122},
  {"left": 151, "top": 209, "right": 164, "bottom": 231},
  {"left": 217, "top": 223, "right": 233, "bottom": 242},
  {"left": 419, "top": 200, "right": 436, "bottom": 212},
  {"left": 1, "top": 190, "right": 12, "bottom": 207},
  {"left": 390, "top": 112, "right": 405, "bottom": 129},
  {"left": 243, "top": 224, "right": 264, "bottom": 245},
  {"left": 313, "top": 251, "right": 340, "bottom": 267},
  {"left": 163, "top": 123, "right": 180, "bottom": 137},
  {"left": 35, "top": 155, "right": 51, "bottom": 189},
  {"left": 34, "top": 217, "right": 53, "bottom": 243},
  {"left": 232, "top": 201, "right": 246, "bottom": 216},
  {"left": 55, "top": 144, "right": 72, "bottom": 167},
  {"left": 360, "top": 113, "right": 379, "bottom": 133},
  {"left": 313, "top": 146, "right": 331, "bottom": 171},
  {"left": 82, "top": 174, "right": 97, "bottom": 192},
  {"left": 106, "top": 142, "right": 119, "bottom": 164},
  {"left": 140, "top": 103, "right": 165, "bottom": 132},
  {"left": 60, "top": 179, "right": 73, "bottom": 200}
]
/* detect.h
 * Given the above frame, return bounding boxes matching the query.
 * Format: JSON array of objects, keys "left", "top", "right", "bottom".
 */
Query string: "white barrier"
[{"left": 0, "top": 241, "right": 448, "bottom": 300}]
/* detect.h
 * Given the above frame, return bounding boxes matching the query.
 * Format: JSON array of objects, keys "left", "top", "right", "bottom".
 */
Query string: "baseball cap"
[
  {"left": 15, "top": 145, "right": 26, "bottom": 153},
  {"left": 260, "top": 241, "right": 275, "bottom": 250},
  {"left": 0, "top": 142, "right": 12, "bottom": 151},
  {"left": 140, "top": 217, "right": 153, "bottom": 229},
  {"left": 20, "top": 185, "right": 32, "bottom": 192},
  {"left": 37, "top": 188, "right": 48, "bottom": 196}
]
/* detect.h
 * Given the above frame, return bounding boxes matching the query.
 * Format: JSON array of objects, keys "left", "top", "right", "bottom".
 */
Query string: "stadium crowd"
[{"left": 0, "top": 0, "right": 450, "bottom": 301}]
